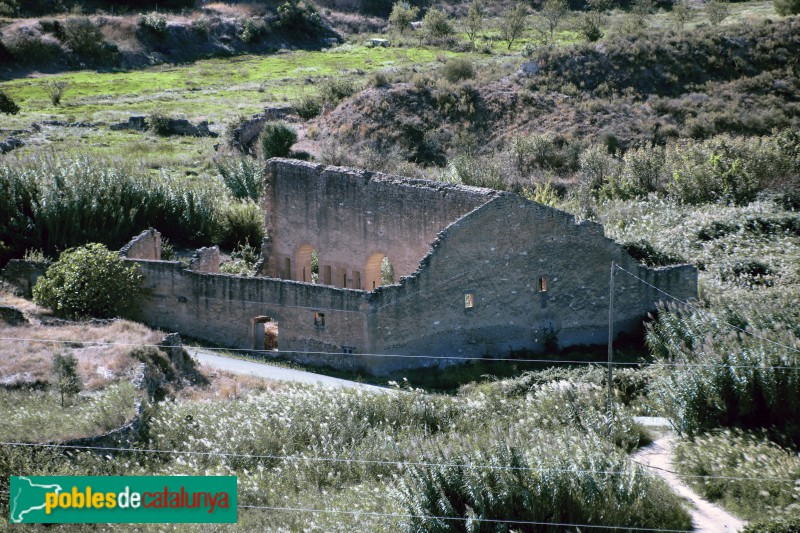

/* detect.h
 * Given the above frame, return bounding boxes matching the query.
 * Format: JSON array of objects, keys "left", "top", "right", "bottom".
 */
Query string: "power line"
[
  {"left": 236, "top": 504, "right": 693, "bottom": 531},
  {"left": 2, "top": 336, "right": 798, "bottom": 370},
  {"left": 0, "top": 442, "right": 795, "bottom": 483}
]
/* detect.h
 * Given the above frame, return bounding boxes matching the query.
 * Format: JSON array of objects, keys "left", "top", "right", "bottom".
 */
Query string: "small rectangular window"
[
  {"left": 314, "top": 312, "right": 325, "bottom": 327},
  {"left": 353, "top": 271, "right": 361, "bottom": 290},
  {"left": 342, "top": 346, "right": 355, "bottom": 354},
  {"left": 538, "top": 277, "right": 548, "bottom": 292},
  {"left": 464, "top": 292, "right": 475, "bottom": 309},
  {"left": 323, "top": 265, "right": 332, "bottom": 285}
]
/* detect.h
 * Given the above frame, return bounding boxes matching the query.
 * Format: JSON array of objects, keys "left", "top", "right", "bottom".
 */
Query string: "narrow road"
[
  {"left": 188, "top": 348, "right": 389, "bottom": 393},
  {"left": 633, "top": 435, "right": 746, "bottom": 533}
]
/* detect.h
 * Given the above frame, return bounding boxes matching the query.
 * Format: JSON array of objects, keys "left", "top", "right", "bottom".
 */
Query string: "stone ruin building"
[{"left": 3, "top": 159, "right": 698, "bottom": 375}]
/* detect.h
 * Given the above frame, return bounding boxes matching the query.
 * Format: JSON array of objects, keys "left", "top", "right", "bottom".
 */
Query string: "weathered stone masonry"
[
  {"left": 3, "top": 160, "right": 697, "bottom": 375},
  {"left": 125, "top": 160, "right": 696, "bottom": 375}
]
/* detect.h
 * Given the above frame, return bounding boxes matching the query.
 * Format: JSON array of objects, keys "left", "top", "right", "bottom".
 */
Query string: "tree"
[
  {"left": 464, "top": 0, "right": 484, "bottom": 46},
  {"left": 501, "top": 3, "right": 528, "bottom": 50},
  {"left": 33, "top": 243, "right": 143, "bottom": 319},
  {"left": 260, "top": 121, "right": 297, "bottom": 159},
  {"left": 774, "top": 0, "right": 800, "bottom": 15},
  {"left": 0, "top": 91, "right": 19, "bottom": 115},
  {"left": 421, "top": 8, "right": 453, "bottom": 42},
  {"left": 705, "top": 0, "right": 730, "bottom": 25},
  {"left": 52, "top": 352, "right": 82, "bottom": 407},
  {"left": 671, "top": 0, "right": 692, "bottom": 30},
  {"left": 537, "top": 0, "right": 568, "bottom": 46},
  {"left": 389, "top": 2, "right": 419, "bottom": 34}
]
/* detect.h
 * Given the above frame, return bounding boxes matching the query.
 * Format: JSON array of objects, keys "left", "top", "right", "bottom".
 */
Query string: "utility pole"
[{"left": 607, "top": 262, "right": 615, "bottom": 436}]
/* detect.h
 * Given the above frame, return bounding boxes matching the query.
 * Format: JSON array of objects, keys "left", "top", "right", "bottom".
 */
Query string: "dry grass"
[
  {"left": 0, "top": 290, "right": 163, "bottom": 389},
  {"left": 176, "top": 367, "right": 286, "bottom": 401}
]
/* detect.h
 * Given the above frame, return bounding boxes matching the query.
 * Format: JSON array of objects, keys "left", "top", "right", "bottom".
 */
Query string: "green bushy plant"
[
  {"left": 318, "top": 78, "right": 357, "bottom": 106},
  {"left": 259, "top": 121, "right": 297, "bottom": 159},
  {"left": 216, "top": 200, "right": 264, "bottom": 249},
  {"left": 33, "top": 243, "right": 143, "bottom": 319},
  {"left": 441, "top": 58, "right": 474, "bottom": 83},
  {"left": 216, "top": 156, "right": 264, "bottom": 202},
  {"left": 138, "top": 12, "right": 168, "bottom": 35},
  {"left": 62, "top": 16, "right": 114, "bottom": 62},
  {"left": 44, "top": 80, "right": 68, "bottom": 106},
  {"left": 275, "top": 1, "right": 322, "bottom": 37},
  {"left": 240, "top": 16, "right": 268, "bottom": 43},
  {"left": 4, "top": 27, "right": 62, "bottom": 65},
  {"left": 773, "top": 0, "right": 800, "bottom": 15},
  {"left": 294, "top": 94, "right": 322, "bottom": 119}
]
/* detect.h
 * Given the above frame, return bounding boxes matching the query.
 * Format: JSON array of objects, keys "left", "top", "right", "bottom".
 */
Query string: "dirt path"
[{"left": 632, "top": 435, "right": 746, "bottom": 532}]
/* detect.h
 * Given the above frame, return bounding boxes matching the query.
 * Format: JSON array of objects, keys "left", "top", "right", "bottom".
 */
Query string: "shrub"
[
  {"left": 318, "top": 78, "right": 357, "bottom": 106},
  {"left": 33, "top": 243, "right": 143, "bottom": 319},
  {"left": 0, "top": 91, "right": 19, "bottom": 115},
  {"left": 240, "top": 16, "right": 268, "bottom": 43},
  {"left": 294, "top": 94, "right": 322, "bottom": 119},
  {"left": 216, "top": 156, "right": 264, "bottom": 201},
  {"left": 220, "top": 241, "right": 260, "bottom": 276},
  {"left": 705, "top": 0, "right": 730, "bottom": 25},
  {"left": 62, "top": 16, "right": 112, "bottom": 61},
  {"left": 138, "top": 12, "right": 168, "bottom": 35},
  {"left": 260, "top": 121, "right": 297, "bottom": 159},
  {"left": 622, "top": 239, "right": 685, "bottom": 266},
  {"left": 579, "top": 10, "right": 604, "bottom": 42},
  {"left": 145, "top": 110, "right": 173, "bottom": 136},
  {"left": 44, "top": 80, "right": 68, "bottom": 106},
  {"left": 216, "top": 200, "right": 265, "bottom": 249},
  {"left": 773, "top": 0, "right": 800, "bottom": 15},
  {"left": 3, "top": 27, "right": 62, "bottom": 65},
  {"left": 275, "top": 1, "right": 322, "bottom": 37},
  {"left": 441, "top": 58, "right": 474, "bottom": 83}
]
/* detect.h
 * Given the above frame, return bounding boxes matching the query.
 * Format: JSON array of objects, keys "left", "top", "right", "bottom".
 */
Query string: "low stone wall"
[{"left": 1, "top": 259, "right": 49, "bottom": 297}]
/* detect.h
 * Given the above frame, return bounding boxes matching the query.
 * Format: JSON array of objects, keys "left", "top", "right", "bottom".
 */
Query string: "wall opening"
[
  {"left": 296, "top": 245, "right": 320, "bottom": 283},
  {"left": 464, "top": 291, "right": 475, "bottom": 309},
  {"left": 353, "top": 271, "right": 361, "bottom": 290},
  {"left": 366, "top": 253, "right": 395, "bottom": 290},
  {"left": 314, "top": 312, "right": 325, "bottom": 327},
  {"left": 251, "top": 316, "right": 279, "bottom": 351},
  {"left": 323, "top": 265, "right": 332, "bottom": 285},
  {"left": 283, "top": 258, "right": 292, "bottom": 280},
  {"left": 538, "top": 277, "right": 548, "bottom": 292}
]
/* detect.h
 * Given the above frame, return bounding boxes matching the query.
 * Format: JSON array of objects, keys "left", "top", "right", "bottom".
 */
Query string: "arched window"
[{"left": 365, "top": 253, "right": 395, "bottom": 290}]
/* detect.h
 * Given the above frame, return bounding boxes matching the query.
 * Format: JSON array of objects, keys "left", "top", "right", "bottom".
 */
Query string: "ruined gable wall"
[
  {"left": 365, "top": 195, "right": 697, "bottom": 372},
  {"left": 129, "top": 260, "right": 371, "bottom": 356},
  {"left": 264, "top": 159, "right": 496, "bottom": 290}
]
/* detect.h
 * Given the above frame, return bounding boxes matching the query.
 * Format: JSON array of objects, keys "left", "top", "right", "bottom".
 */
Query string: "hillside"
[{"left": 311, "top": 17, "right": 800, "bottom": 165}]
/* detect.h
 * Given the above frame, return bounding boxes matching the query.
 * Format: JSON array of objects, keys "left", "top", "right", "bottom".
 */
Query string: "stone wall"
[
  {"left": 1, "top": 259, "right": 49, "bottom": 297},
  {"left": 120, "top": 229, "right": 161, "bottom": 261},
  {"left": 263, "top": 159, "right": 497, "bottom": 290},
  {"left": 362, "top": 195, "right": 697, "bottom": 373},
  {"left": 188, "top": 246, "right": 220, "bottom": 273}
]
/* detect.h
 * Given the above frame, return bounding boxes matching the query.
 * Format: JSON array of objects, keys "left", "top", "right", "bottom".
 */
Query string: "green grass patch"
[{"left": 0, "top": 382, "right": 140, "bottom": 443}]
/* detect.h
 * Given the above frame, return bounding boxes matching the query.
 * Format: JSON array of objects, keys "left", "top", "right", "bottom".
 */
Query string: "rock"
[
  {"left": 110, "top": 116, "right": 217, "bottom": 137},
  {"left": 0, "top": 137, "right": 24, "bottom": 154}
]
